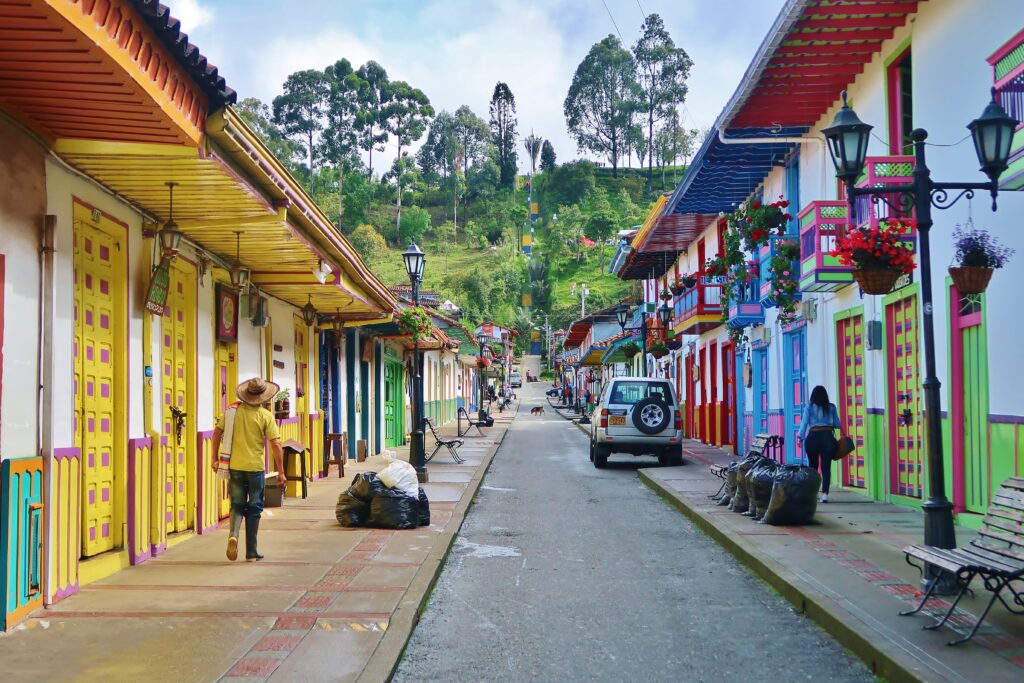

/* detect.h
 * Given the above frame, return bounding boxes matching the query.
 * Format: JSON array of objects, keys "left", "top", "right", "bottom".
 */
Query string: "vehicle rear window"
[{"left": 607, "top": 381, "right": 673, "bottom": 405}]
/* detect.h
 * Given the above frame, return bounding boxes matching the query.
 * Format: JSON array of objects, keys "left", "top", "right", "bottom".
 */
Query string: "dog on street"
[{"left": 530, "top": 406, "right": 546, "bottom": 415}]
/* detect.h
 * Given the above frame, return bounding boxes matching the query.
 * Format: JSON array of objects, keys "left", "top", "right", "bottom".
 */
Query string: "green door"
[{"left": 384, "top": 357, "right": 405, "bottom": 448}]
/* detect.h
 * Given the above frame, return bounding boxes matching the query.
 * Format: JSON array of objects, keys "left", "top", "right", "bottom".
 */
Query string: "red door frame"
[
  {"left": 722, "top": 341, "right": 736, "bottom": 452},
  {"left": 685, "top": 353, "right": 695, "bottom": 438},
  {"left": 709, "top": 340, "right": 719, "bottom": 446},
  {"left": 698, "top": 345, "right": 707, "bottom": 441}
]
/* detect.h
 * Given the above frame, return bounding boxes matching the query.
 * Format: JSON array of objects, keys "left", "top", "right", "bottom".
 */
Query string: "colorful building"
[
  {"left": 614, "top": 0, "right": 1024, "bottom": 526},
  {"left": 0, "top": 0, "right": 463, "bottom": 631}
]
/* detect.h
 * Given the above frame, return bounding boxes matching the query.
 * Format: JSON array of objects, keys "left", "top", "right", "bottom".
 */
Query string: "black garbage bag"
[
  {"left": 368, "top": 488, "right": 419, "bottom": 529},
  {"left": 335, "top": 493, "right": 368, "bottom": 527},
  {"left": 729, "top": 454, "right": 760, "bottom": 513},
  {"left": 742, "top": 457, "right": 773, "bottom": 517},
  {"left": 763, "top": 464, "right": 821, "bottom": 525},
  {"left": 748, "top": 459, "right": 779, "bottom": 520},
  {"left": 349, "top": 471, "right": 388, "bottom": 502},
  {"left": 417, "top": 487, "right": 430, "bottom": 526}
]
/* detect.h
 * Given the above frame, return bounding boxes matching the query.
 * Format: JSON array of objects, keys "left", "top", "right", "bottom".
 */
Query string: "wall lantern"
[
  {"left": 159, "top": 181, "right": 184, "bottom": 258},
  {"left": 657, "top": 302, "right": 672, "bottom": 329},
  {"left": 229, "top": 231, "right": 250, "bottom": 289},
  {"left": 302, "top": 294, "right": 318, "bottom": 327},
  {"left": 615, "top": 304, "right": 630, "bottom": 329}
]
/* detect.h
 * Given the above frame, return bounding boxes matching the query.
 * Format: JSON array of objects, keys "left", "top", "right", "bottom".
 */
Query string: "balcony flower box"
[
  {"left": 758, "top": 236, "right": 802, "bottom": 309},
  {"left": 853, "top": 155, "right": 915, "bottom": 228},
  {"left": 727, "top": 261, "right": 764, "bottom": 329},
  {"left": 673, "top": 275, "right": 725, "bottom": 335},
  {"left": 798, "top": 200, "right": 852, "bottom": 293}
]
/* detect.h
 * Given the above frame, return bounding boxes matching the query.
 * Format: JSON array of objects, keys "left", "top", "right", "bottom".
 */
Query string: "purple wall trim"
[
  {"left": 52, "top": 447, "right": 80, "bottom": 602},
  {"left": 196, "top": 430, "right": 218, "bottom": 535},
  {"left": 989, "top": 413, "right": 1024, "bottom": 424},
  {"left": 867, "top": 408, "right": 884, "bottom": 415},
  {"left": 127, "top": 437, "right": 153, "bottom": 566},
  {"left": 150, "top": 436, "right": 169, "bottom": 558}
]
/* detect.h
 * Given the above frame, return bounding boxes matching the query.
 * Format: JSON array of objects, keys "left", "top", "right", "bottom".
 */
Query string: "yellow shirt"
[{"left": 215, "top": 404, "right": 281, "bottom": 472}]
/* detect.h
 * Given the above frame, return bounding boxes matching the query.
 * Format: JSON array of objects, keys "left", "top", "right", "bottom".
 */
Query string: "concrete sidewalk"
[
  {"left": 0, "top": 413, "right": 514, "bottom": 683},
  {"left": 642, "top": 440, "right": 1024, "bottom": 683}
]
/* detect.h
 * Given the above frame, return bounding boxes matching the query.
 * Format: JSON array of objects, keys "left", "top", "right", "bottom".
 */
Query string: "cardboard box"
[{"left": 265, "top": 472, "right": 283, "bottom": 508}]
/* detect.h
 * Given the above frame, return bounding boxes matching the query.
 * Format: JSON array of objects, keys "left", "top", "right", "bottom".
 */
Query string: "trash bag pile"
[
  {"left": 335, "top": 469, "right": 431, "bottom": 530},
  {"left": 715, "top": 450, "right": 819, "bottom": 526},
  {"left": 762, "top": 464, "right": 821, "bottom": 526}
]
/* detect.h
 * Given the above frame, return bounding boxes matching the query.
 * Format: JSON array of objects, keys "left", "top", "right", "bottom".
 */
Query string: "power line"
[
  {"left": 601, "top": 0, "right": 624, "bottom": 42},
  {"left": 636, "top": 0, "right": 647, "bottom": 19}
]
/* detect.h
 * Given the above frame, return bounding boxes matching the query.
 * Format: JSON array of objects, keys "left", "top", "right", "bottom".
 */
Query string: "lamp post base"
[
  {"left": 409, "top": 430, "right": 429, "bottom": 484},
  {"left": 921, "top": 496, "right": 958, "bottom": 594}
]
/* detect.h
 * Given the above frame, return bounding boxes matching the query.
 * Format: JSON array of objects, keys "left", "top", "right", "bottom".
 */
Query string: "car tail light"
[
  {"left": 600, "top": 408, "right": 608, "bottom": 429},
  {"left": 674, "top": 410, "right": 681, "bottom": 430}
]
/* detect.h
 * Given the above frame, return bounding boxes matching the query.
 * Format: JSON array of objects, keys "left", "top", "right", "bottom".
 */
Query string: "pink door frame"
[{"left": 949, "top": 284, "right": 983, "bottom": 514}]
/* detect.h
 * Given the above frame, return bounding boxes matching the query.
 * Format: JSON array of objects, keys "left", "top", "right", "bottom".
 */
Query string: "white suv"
[
  {"left": 509, "top": 371, "right": 522, "bottom": 388},
  {"left": 589, "top": 377, "right": 683, "bottom": 468}
]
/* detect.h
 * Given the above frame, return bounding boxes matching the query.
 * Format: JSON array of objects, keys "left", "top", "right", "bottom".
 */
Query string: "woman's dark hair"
[{"left": 810, "top": 385, "right": 830, "bottom": 411}]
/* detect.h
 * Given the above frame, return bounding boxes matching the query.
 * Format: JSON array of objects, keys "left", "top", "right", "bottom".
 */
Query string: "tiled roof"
[{"left": 133, "top": 1, "right": 237, "bottom": 109}]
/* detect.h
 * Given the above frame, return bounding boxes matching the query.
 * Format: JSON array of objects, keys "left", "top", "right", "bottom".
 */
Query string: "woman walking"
[{"left": 799, "top": 385, "right": 842, "bottom": 503}]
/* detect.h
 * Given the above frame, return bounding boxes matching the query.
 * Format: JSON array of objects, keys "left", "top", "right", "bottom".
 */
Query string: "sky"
[{"left": 176, "top": 0, "right": 787, "bottom": 171}]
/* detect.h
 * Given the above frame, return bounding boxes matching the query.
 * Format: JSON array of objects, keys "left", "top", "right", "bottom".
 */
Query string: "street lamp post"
[
  {"left": 403, "top": 241, "right": 428, "bottom": 483},
  {"left": 823, "top": 89, "right": 1016, "bottom": 588},
  {"left": 476, "top": 331, "right": 487, "bottom": 421}
]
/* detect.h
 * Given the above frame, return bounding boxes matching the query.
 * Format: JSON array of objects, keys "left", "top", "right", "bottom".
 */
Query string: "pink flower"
[{"left": 782, "top": 271, "right": 790, "bottom": 277}]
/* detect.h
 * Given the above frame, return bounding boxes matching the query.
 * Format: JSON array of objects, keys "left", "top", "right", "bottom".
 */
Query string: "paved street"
[{"left": 394, "top": 384, "right": 873, "bottom": 682}]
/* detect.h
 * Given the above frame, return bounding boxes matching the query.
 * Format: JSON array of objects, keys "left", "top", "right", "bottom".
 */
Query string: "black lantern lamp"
[
  {"left": 159, "top": 181, "right": 184, "bottom": 258},
  {"left": 403, "top": 241, "right": 426, "bottom": 284},
  {"left": 657, "top": 302, "right": 673, "bottom": 329},
  {"left": 301, "top": 294, "right": 317, "bottom": 327},
  {"left": 822, "top": 91, "right": 873, "bottom": 185},
  {"left": 968, "top": 88, "right": 1019, "bottom": 185},
  {"left": 229, "top": 231, "right": 250, "bottom": 289},
  {"left": 615, "top": 304, "right": 630, "bottom": 330}
]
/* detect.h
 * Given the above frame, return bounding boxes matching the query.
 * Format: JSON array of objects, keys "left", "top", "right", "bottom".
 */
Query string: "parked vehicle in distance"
[
  {"left": 509, "top": 371, "right": 522, "bottom": 388},
  {"left": 589, "top": 377, "right": 682, "bottom": 468}
]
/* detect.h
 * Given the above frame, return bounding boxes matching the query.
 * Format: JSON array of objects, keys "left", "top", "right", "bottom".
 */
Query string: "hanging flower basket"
[
  {"left": 852, "top": 268, "right": 902, "bottom": 295},
  {"left": 669, "top": 282, "right": 685, "bottom": 296},
  {"left": 681, "top": 276, "right": 698, "bottom": 289},
  {"left": 660, "top": 289, "right": 673, "bottom": 301},
  {"left": 475, "top": 356, "right": 491, "bottom": 369},
  {"left": 650, "top": 342, "right": 669, "bottom": 359},
  {"left": 949, "top": 266, "right": 993, "bottom": 295},
  {"left": 396, "top": 307, "right": 434, "bottom": 344},
  {"left": 621, "top": 341, "right": 641, "bottom": 359},
  {"left": 665, "top": 339, "right": 682, "bottom": 351}
]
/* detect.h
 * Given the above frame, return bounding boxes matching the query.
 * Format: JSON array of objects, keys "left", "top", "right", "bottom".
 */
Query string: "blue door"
[
  {"left": 783, "top": 328, "right": 808, "bottom": 462},
  {"left": 736, "top": 350, "right": 747, "bottom": 454},
  {"left": 346, "top": 330, "right": 357, "bottom": 459},
  {"left": 752, "top": 347, "right": 768, "bottom": 435}
]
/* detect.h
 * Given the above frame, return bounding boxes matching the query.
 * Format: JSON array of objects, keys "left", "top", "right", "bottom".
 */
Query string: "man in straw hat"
[{"left": 212, "top": 377, "right": 286, "bottom": 562}]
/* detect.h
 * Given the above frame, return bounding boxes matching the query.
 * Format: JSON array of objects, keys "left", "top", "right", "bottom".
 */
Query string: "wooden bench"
[
  {"left": 424, "top": 418, "right": 465, "bottom": 464},
  {"left": 710, "top": 433, "right": 784, "bottom": 500},
  {"left": 900, "top": 477, "right": 1024, "bottom": 645}
]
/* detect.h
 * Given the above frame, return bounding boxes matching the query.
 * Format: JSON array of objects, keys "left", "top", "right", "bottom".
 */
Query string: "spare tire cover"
[{"left": 632, "top": 397, "right": 670, "bottom": 434}]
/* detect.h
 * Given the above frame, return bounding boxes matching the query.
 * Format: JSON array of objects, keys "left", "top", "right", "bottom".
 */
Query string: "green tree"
[
  {"left": 323, "top": 58, "right": 362, "bottom": 227},
  {"left": 654, "top": 111, "right": 697, "bottom": 187},
  {"left": 489, "top": 82, "right": 519, "bottom": 188},
  {"left": 633, "top": 13, "right": 693, "bottom": 185},
  {"left": 273, "top": 69, "right": 330, "bottom": 193},
  {"left": 540, "top": 139, "right": 557, "bottom": 172},
  {"left": 584, "top": 189, "right": 617, "bottom": 267},
  {"left": 353, "top": 61, "right": 390, "bottom": 183},
  {"left": 418, "top": 111, "right": 465, "bottom": 225},
  {"left": 434, "top": 220, "right": 457, "bottom": 272},
  {"left": 454, "top": 105, "right": 491, "bottom": 178},
  {"left": 398, "top": 205, "right": 431, "bottom": 245},
  {"left": 523, "top": 132, "right": 542, "bottom": 175},
  {"left": 564, "top": 35, "right": 640, "bottom": 177},
  {"left": 236, "top": 97, "right": 303, "bottom": 174},
  {"left": 348, "top": 224, "right": 387, "bottom": 265},
  {"left": 383, "top": 81, "right": 433, "bottom": 231},
  {"left": 544, "top": 160, "right": 595, "bottom": 209}
]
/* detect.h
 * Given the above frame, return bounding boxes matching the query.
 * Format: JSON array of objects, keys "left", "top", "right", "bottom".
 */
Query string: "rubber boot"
[
  {"left": 245, "top": 516, "right": 263, "bottom": 562},
  {"left": 226, "top": 511, "right": 242, "bottom": 561}
]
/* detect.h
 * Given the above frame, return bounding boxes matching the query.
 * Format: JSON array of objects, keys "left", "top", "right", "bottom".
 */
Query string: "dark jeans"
[
  {"left": 805, "top": 430, "right": 838, "bottom": 494},
  {"left": 228, "top": 470, "right": 265, "bottom": 521}
]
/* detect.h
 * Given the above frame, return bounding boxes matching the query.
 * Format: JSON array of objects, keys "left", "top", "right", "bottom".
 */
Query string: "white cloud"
[{"left": 170, "top": 0, "right": 215, "bottom": 33}]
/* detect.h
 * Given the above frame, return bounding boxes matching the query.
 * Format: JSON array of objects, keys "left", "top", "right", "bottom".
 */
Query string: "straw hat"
[{"left": 236, "top": 377, "right": 280, "bottom": 406}]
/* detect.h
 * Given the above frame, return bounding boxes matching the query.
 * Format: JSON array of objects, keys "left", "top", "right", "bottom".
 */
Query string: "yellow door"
[
  {"left": 162, "top": 261, "right": 196, "bottom": 533},
  {"left": 74, "top": 210, "right": 125, "bottom": 557},
  {"left": 214, "top": 336, "right": 237, "bottom": 518},
  {"left": 294, "top": 315, "right": 309, "bottom": 435}
]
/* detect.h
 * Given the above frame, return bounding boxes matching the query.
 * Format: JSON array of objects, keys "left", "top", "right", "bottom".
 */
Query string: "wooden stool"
[
  {"left": 357, "top": 439, "right": 367, "bottom": 462},
  {"left": 324, "top": 432, "right": 346, "bottom": 478},
  {"left": 280, "top": 439, "right": 308, "bottom": 499}
]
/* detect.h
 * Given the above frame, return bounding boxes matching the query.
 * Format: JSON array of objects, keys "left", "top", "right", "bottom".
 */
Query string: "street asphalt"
[{"left": 394, "top": 384, "right": 875, "bottom": 682}]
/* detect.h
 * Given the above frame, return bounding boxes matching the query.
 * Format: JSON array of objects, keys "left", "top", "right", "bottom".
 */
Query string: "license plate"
[{"left": 609, "top": 416, "right": 626, "bottom": 426}]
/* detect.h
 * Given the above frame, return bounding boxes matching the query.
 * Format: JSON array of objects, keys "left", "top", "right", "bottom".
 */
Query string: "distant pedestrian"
[
  {"left": 799, "top": 385, "right": 842, "bottom": 503},
  {"left": 212, "top": 378, "right": 286, "bottom": 562}
]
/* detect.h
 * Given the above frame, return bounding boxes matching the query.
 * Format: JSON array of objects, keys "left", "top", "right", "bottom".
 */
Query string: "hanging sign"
[
  {"left": 144, "top": 258, "right": 172, "bottom": 315},
  {"left": 216, "top": 282, "right": 239, "bottom": 342}
]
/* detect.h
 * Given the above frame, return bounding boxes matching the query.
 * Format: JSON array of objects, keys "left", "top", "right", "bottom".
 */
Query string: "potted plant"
[
  {"left": 681, "top": 273, "right": 698, "bottom": 289},
  {"left": 649, "top": 341, "right": 669, "bottom": 359},
  {"left": 729, "top": 196, "right": 794, "bottom": 252},
  {"left": 475, "top": 355, "right": 491, "bottom": 369},
  {"left": 273, "top": 389, "right": 290, "bottom": 420},
  {"left": 831, "top": 217, "right": 916, "bottom": 295},
  {"left": 949, "top": 224, "right": 1014, "bottom": 294},
  {"left": 670, "top": 277, "right": 686, "bottom": 296},
  {"left": 660, "top": 288, "right": 673, "bottom": 301},
  {"left": 621, "top": 341, "right": 641, "bottom": 359}
]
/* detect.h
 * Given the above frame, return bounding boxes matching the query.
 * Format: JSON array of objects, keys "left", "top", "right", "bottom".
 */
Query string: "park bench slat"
[
  {"left": 992, "top": 489, "right": 1024, "bottom": 507},
  {"left": 971, "top": 538, "right": 1024, "bottom": 566},
  {"left": 987, "top": 505, "right": 1024, "bottom": 526}
]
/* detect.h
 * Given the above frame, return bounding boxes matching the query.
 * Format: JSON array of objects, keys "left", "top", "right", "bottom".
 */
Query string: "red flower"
[
  {"left": 784, "top": 213, "right": 793, "bottom": 221},
  {"left": 746, "top": 217, "right": 754, "bottom": 223},
  {"left": 751, "top": 200, "right": 761, "bottom": 209}
]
